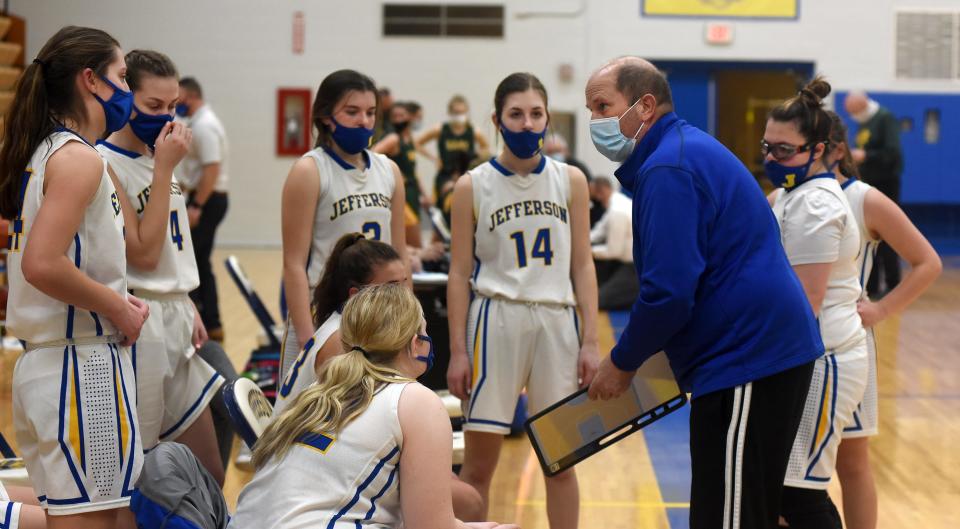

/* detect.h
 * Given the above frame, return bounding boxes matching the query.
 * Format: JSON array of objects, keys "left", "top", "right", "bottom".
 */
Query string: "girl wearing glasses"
[
  {"left": 762, "top": 77, "right": 866, "bottom": 529},
  {"left": 230, "top": 284, "right": 514, "bottom": 529}
]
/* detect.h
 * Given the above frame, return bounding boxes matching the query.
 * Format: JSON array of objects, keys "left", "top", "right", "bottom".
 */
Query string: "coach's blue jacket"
[{"left": 610, "top": 112, "right": 823, "bottom": 397}]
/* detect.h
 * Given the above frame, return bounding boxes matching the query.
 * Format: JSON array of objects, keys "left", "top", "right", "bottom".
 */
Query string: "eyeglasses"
[{"left": 760, "top": 140, "right": 814, "bottom": 161}]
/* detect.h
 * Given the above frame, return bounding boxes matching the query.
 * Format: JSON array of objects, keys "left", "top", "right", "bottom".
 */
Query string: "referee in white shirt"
[
  {"left": 590, "top": 175, "right": 639, "bottom": 310},
  {"left": 177, "top": 76, "right": 229, "bottom": 341}
]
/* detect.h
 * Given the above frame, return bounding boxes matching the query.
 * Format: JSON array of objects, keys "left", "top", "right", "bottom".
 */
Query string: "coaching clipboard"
[{"left": 524, "top": 352, "right": 687, "bottom": 477}]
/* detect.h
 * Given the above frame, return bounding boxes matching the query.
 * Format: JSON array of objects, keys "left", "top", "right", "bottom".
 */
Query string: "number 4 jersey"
[
  {"left": 471, "top": 156, "right": 575, "bottom": 306},
  {"left": 98, "top": 141, "right": 199, "bottom": 294}
]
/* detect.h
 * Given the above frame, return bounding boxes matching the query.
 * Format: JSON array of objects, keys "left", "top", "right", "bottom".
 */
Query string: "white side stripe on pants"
[{"left": 723, "top": 383, "right": 753, "bottom": 529}]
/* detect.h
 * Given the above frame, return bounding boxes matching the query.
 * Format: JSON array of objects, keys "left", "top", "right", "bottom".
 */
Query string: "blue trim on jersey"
[
  {"left": 533, "top": 155, "right": 547, "bottom": 173},
  {"left": 97, "top": 140, "right": 142, "bottom": 159},
  {"left": 296, "top": 431, "right": 335, "bottom": 453},
  {"left": 131, "top": 342, "right": 138, "bottom": 378},
  {"left": 280, "top": 337, "right": 316, "bottom": 399},
  {"left": 859, "top": 242, "right": 878, "bottom": 288},
  {"left": 91, "top": 311, "right": 104, "bottom": 336},
  {"left": 9, "top": 171, "right": 31, "bottom": 252},
  {"left": 467, "top": 298, "right": 491, "bottom": 418},
  {"left": 327, "top": 446, "right": 400, "bottom": 529},
  {"left": 572, "top": 307, "right": 580, "bottom": 339},
  {"left": 472, "top": 254, "right": 481, "bottom": 282},
  {"left": 159, "top": 373, "right": 223, "bottom": 440},
  {"left": 488, "top": 155, "right": 547, "bottom": 177},
  {"left": 322, "top": 145, "right": 371, "bottom": 171},
  {"left": 840, "top": 177, "right": 857, "bottom": 190},
  {"left": 56, "top": 346, "right": 90, "bottom": 504},
  {"left": 1, "top": 500, "right": 13, "bottom": 529},
  {"left": 0, "top": 431, "right": 15, "bottom": 459},
  {"left": 114, "top": 343, "right": 139, "bottom": 496},
  {"left": 844, "top": 406, "right": 864, "bottom": 433},
  {"left": 359, "top": 463, "right": 399, "bottom": 527},
  {"left": 110, "top": 350, "right": 126, "bottom": 468},
  {"left": 54, "top": 126, "right": 94, "bottom": 148},
  {"left": 806, "top": 354, "right": 839, "bottom": 481},
  {"left": 65, "top": 234, "right": 82, "bottom": 339},
  {"left": 71, "top": 346, "right": 87, "bottom": 473}
]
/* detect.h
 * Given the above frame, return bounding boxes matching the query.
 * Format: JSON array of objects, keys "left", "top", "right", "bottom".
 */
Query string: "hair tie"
[
  {"left": 350, "top": 345, "right": 370, "bottom": 357},
  {"left": 798, "top": 88, "right": 820, "bottom": 104}
]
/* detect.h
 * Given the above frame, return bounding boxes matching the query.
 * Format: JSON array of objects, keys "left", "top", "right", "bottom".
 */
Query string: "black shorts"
[{"left": 689, "top": 359, "right": 815, "bottom": 529}]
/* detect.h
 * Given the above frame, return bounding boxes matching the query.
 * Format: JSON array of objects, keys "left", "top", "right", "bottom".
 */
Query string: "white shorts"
[
  {"left": 842, "top": 328, "right": 878, "bottom": 439},
  {"left": 12, "top": 342, "right": 142, "bottom": 515},
  {"left": 784, "top": 343, "right": 868, "bottom": 490},
  {"left": 0, "top": 480, "right": 22, "bottom": 529},
  {"left": 463, "top": 297, "right": 581, "bottom": 435},
  {"left": 133, "top": 293, "right": 223, "bottom": 449}
]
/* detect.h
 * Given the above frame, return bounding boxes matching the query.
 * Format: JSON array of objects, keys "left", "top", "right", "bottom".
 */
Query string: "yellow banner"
[{"left": 643, "top": 0, "right": 798, "bottom": 18}]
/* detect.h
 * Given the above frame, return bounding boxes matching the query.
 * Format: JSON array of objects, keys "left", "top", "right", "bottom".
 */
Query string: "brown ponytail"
[
  {"left": 826, "top": 111, "right": 861, "bottom": 180},
  {"left": 769, "top": 75, "right": 834, "bottom": 156},
  {"left": 311, "top": 232, "right": 401, "bottom": 327},
  {"left": 0, "top": 26, "right": 120, "bottom": 218}
]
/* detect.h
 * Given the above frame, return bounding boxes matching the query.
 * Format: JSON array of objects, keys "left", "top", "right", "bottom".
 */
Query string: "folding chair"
[
  {"left": 0, "top": 432, "right": 29, "bottom": 488},
  {"left": 222, "top": 378, "right": 274, "bottom": 450}
]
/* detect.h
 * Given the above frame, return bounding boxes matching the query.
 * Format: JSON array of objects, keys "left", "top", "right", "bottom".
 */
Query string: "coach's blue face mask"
[
  {"left": 499, "top": 123, "right": 546, "bottom": 159},
  {"left": 764, "top": 150, "right": 818, "bottom": 191},
  {"left": 175, "top": 103, "right": 189, "bottom": 117},
  {"left": 94, "top": 75, "right": 133, "bottom": 136},
  {"left": 590, "top": 98, "right": 643, "bottom": 163},
  {"left": 415, "top": 334, "right": 435, "bottom": 373},
  {"left": 331, "top": 117, "right": 374, "bottom": 154},
  {"left": 129, "top": 104, "right": 174, "bottom": 150}
]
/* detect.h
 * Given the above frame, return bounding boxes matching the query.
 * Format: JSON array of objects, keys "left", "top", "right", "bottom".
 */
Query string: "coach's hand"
[
  {"left": 577, "top": 341, "right": 600, "bottom": 389},
  {"left": 447, "top": 350, "right": 473, "bottom": 401},
  {"left": 588, "top": 356, "right": 635, "bottom": 401}
]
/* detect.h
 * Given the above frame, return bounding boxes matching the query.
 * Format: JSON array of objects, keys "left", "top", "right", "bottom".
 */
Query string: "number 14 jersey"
[{"left": 470, "top": 156, "right": 575, "bottom": 306}]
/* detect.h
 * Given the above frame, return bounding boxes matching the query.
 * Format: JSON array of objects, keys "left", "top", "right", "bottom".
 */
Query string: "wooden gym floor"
[{"left": 2, "top": 249, "right": 958, "bottom": 528}]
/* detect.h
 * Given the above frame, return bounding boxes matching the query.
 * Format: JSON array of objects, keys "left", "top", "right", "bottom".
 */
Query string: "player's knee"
[{"left": 780, "top": 487, "right": 842, "bottom": 529}]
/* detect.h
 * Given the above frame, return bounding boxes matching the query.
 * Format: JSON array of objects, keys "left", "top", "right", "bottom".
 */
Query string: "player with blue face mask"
[
  {"left": 96, "top": 49, "right": 227, "bottom": 487},
  {"left": 278, "top": 70, "right": 410, "bottom": 386},
  {"left": 763, "top": 77, "right": 869, "bottom": 529},
  {"left": 446, "top": 72, "right": 600, "bottom": 529}
]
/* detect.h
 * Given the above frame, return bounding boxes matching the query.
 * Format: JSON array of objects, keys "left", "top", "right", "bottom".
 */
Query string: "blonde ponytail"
[{"left": 252, "top": 284, "right": 423, "bottom": 468}]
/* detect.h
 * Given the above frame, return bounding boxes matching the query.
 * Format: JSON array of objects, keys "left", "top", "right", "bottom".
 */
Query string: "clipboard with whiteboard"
[{"left": 524, "top": 352, "right": 687, "bottom": 477}]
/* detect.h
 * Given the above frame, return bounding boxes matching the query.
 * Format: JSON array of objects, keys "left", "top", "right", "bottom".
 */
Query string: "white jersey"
[
  {"left": 229, "top": 382, "right": 408, "bottom": 529},
  {"left": 274, "top": 311, "right": 342, "bottom": 417},
  {"left": 772, "top": 177, "right": 865, "bottom": 353},
  {"left": 471, "top": 156, "right": 575, "bottom": 305},
  {"left": 97, "top": 141, "right": 200, "bottom": 294},
  {"left": 6, "top": 131, "right": 127, "bottom": 345},
  {"left": 305, "top": 147, "right": 395, "bottom": 286},
  {"left": 842, "top": 179, "right": 881, "bottom": 293}
]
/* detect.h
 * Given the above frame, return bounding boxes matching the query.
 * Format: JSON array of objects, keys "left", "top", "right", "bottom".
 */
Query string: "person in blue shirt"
[{"left": 585, "top": 56, "right": 824, "bottom": 529}]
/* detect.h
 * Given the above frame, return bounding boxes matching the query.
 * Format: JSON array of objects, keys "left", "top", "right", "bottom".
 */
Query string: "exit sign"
[{"left": 705, "top": 22, "right": 734, "bottom": 45}]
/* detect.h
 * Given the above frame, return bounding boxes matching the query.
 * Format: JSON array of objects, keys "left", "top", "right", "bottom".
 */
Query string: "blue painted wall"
[{"left": 835, "top": 91, "right": 960, "bottom": 205}]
